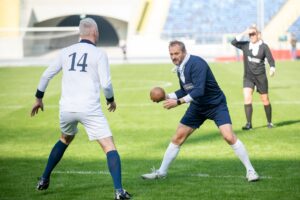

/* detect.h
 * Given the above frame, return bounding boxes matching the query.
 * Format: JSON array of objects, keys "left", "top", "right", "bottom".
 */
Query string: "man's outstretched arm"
[{"left": 31, "top": 53, "right": 62, "bottom": 116}]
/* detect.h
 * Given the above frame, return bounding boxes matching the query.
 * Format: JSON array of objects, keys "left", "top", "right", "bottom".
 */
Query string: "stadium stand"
[{"left": 162, "top": 0, "right": 287, "bottom": 43}]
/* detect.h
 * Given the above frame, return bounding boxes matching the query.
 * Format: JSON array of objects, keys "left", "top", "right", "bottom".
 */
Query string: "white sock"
[
  {"left": 231, "top": 139, "right": 255, "bottom": 172},
  {"left": 158, "top": 142, "right": 180, "bottom": 174}
]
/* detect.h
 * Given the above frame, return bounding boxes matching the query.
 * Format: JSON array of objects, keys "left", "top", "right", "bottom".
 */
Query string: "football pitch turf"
[{"left": 0, "top": 61, "right": 299, "bottom": 200}]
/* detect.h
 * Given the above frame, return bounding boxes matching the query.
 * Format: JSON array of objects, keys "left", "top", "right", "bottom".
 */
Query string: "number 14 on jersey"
[{"left": 68, "top": 52, "right": 88, "bottom": 72}]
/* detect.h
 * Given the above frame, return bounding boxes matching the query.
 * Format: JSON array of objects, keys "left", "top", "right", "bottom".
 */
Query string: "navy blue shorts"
[{"left": 180, "top": 102, "right": 232, "bottom": 129}]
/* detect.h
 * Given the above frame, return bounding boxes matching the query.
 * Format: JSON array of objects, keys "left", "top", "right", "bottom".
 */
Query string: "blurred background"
[{"left": 0, "top": 0, "right": 299, "bottom": 65}]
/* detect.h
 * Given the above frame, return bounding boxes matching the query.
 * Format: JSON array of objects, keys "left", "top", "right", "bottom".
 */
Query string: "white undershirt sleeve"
[
  {"left": 37, "top": 54, "right": 62, "bottom": 92},
  {"left": 98, "top": 52, "right": 114, "bottom": 100},
  {"left": 183, "top": 94, "right": 194, "bottom": 103},
  {"left": 167, "top": 93, "right": 178, "bottom": 99}
]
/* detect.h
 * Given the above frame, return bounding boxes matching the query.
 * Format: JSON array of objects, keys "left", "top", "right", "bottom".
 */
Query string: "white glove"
[{"left": 269, "top": 67, "right": 275, "bottom": 77}]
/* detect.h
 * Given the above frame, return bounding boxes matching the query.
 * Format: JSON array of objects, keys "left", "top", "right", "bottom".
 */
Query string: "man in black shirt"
[{"left": 231, "top": 25, "right": 275, "bottom": 130}]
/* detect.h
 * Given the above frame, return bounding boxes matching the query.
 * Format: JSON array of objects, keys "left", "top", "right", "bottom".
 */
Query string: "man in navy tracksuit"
[{"left": 141, "top": 40, "right": 259, "bottom": 182}]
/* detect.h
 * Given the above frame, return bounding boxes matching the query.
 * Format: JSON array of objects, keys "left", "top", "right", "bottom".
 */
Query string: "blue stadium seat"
[{"left": 162, "top": 0, "right": 287, "bottom": 43}]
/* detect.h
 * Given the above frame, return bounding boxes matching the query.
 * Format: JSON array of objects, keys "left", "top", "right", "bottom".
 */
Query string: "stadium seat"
[{"left": 162, "top": 0, "right": 287, "bottom": 43}]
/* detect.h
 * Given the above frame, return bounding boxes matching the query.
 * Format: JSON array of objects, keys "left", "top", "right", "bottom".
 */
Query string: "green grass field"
[{"left": 0, "top": 61, "right": 299, "bottom": 200}]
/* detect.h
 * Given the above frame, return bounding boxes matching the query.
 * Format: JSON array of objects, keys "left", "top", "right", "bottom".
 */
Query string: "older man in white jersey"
[{"left": 31, "top": 18, "right": 131, "bottom": 200}]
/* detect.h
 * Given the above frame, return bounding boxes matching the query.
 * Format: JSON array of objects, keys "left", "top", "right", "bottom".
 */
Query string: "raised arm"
[{"left": 231, "top": 29, "right": 250, "bottom": 49}]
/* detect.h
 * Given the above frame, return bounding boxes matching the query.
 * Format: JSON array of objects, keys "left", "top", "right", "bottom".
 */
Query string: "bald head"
[{"left": 79, "top": 18, "right": 99, "bottom": 43}]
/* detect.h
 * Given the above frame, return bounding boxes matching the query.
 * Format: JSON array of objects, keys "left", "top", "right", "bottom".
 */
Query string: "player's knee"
[
  {"left": 223, "top": 135, "right": 236, "bottom": 145},
  {"left": 97, "top": 137, "right": 116, "bottom": 153},
  {"left": 261, "top": 98, "right": 270, "bottom": 105},
  {"left": 172, "top": 125, "right": 193, "bottom": 145},
  {"left": 221, "top": 131, "right": 236, "bottom": 145},
  {"left": 260, "top": 95, "right": 269, "bottom": 104},
  {"left": 263, "top": 101, "right": 270, "bottom": 106},
  {"left": 171, "top": 138, "right": 181, "bottom": 145},
  {"left": 244, "top": 100, "right": 252, "bottom": 105},
  {"left": 244, "top": 96, "right": 252, "bottom": 104},
  {"left": 172, "top": 134, "right": 186, "bottom": 145},
  {"left": 101, "top": 143, "right": 116, "bottom": 154},
  {"left": 244, "top": 95, "right": 252, "bottom": 103}
]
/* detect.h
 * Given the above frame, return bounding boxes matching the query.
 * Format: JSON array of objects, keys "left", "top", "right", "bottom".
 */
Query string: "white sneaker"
[
  {"left": 246, "top": 170, "right": 259, "bottom": 182},
  {"left": 141, "top": 168, "right": 167, "bottom": 180}
]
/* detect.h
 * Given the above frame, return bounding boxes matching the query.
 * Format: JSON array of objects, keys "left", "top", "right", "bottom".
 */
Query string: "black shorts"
[
  {"left": 180, "top": 102, "right": 232, "bottom": 129},
  {"left": 244, "top": 74, "right": 268, "bottom": 94}
]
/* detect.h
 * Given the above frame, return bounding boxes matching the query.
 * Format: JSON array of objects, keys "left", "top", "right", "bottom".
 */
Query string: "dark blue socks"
[
  {"left": 42, "top": 140, "right": 68, "bottom": 179},
  {"left": 41, "top": 142, "right": 122, "bottom": 190},
  {"left": 106, "top": 150, "right": 122, "bottom": 190}
]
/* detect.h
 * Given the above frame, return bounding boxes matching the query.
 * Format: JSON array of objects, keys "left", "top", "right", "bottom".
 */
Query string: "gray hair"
[
  {"left": 79, "top": 18, "right": 98, "bottom": 36},
  {"left": 169, "top": 40, "right": 186, "bottom": 53},
  {"left": 249, "top": 24, "right": 260, "bottom": 33}
]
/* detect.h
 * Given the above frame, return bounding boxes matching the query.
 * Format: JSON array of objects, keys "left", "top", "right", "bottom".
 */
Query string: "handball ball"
[{"left": 150, "top": 87, "right": 166, "bottom": 103}]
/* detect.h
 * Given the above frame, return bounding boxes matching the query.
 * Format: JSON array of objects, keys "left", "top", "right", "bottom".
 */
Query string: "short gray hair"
[
  {"left": 169, "top": 40, "right": 186, "bottom": 53},
  {"left": 249, "top": 24, "right": 260, "bottom": 33},
  {"left": 79, "top": 18, "right": 98, "bottom": 36}
]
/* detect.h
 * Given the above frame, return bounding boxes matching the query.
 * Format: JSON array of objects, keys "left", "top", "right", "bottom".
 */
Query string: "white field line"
[
  {"left": 1, "top": 100, "right": 300, "bottom": 110},
  {"left": 0, "top": 104, "right": 154, "bottom": 109},
  {"left": 0, "top": 105, "right": 59, "bottom": 109},
  {"left": 52, "top": 170, "right": 272, "bottom": 179},
  {"left": 53, "top": 170, "right": 127, "bottom": 175},
  {"left": 191, "top": 173, "right": 273, "bottom": 179},
  {"left": 231, "top": 101, "right": 300, "bottom": 105},
  {"left": 0, "top": 92, "right": 59, "bottom": 97},
  {"left": 53, "top": 170, "right": 110, "bottom": 175}
]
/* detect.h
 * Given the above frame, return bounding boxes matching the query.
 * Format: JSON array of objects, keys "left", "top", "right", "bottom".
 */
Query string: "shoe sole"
[
  {"left": 141, "top": 176, "right": 156, "bottom": 180},
  {"left": 141, "top": 175, "right": 166, "bottom": 180},
  {"left": 36, "top": 182, "right": 49, "bottom": 190},
  {"left": 37, "top": 184, "right": 49, "bottom": 190},
  {"left": 242, "top": 128, "right": 252, "bottom": 131},
  {"left": 248, "top": 178, "right": 259, "bottom": 182}
]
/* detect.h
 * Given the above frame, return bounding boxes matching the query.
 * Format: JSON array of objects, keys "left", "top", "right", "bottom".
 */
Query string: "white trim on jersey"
[{"left": 249, "top": 40, "right": 262, "bottom": 56}]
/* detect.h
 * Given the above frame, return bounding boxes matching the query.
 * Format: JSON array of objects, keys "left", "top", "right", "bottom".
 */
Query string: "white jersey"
[{"left": 37, "top": 40, "right": 114, "bottom": 113}]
